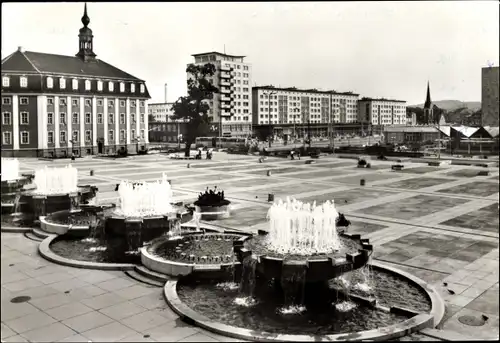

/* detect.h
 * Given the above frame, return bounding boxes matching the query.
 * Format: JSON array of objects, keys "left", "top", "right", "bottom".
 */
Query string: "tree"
[{"left": 171, "top": 63, "right": 219, "bottom": 157}]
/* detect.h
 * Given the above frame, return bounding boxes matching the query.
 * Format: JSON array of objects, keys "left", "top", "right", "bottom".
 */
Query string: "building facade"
[
  {"left": 251, "top": 86, "right": 360, "bottom": 139},
  {"left": 358, "top": 97, "right": 407, "bottom": 126},
  {"left": 148, "top": 102, "right": 175, "bottom": 122},
  {"left": 1, "top": 4, "right": 150, "bottom": 158},
  {"left": 481, "top": 66, "right": 499, "bottom": 126},
  {"left": 189, "top": 52, "right": 252, "bottom": 138}
]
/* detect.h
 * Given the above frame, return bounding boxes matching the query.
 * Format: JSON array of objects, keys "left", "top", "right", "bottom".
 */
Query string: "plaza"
[{"left": 1, "top": 152, "right": 499, "bottom": 342}]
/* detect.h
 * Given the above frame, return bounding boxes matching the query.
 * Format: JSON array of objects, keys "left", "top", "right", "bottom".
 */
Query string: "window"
[
  {"left": 120, "top": 82, "right": 125, "bottom": 92},
  {"left": 47, "top": 98, "right": 54, "bottom": 106},
  {"left": 108, "top": 130, "right": 114, "bottom": 142},
  {"left": 108, "top": 114, "right": 114, "bottom": 124},
  {"left": 2, "top": 112, "right": 11, "bottom": 125},
  {"left": 20, "top": 97, "right": 29, "bottom": 105},
  {"left": 140, "top": 129, "right": 145, "bottom": 139},
  {"left": 48, "top": 131, "right": 54, "bottom": 144},
  {"left": 85, "top": 99, "right": 91, "bottom": 107},
  {"left": 108, "top": 100, "right": 114, "bottom": 107},
  {"left": 85, "top": 80, "right": 91, "bottom": 91},
  {"left": 20, "top": 112, "right": 29, "bottom": 124},
  {"left": 97, "top": 113, "right": 103, "bottom": 124},
  {"left": 47, "top": 77, "right": 53, "bottom": 89},
  {"left": 2, "top": 97, "right": 11, "bottom": 105},
  {"left": 130, "top": 83, "right": 135, "bottom": 93},
  {"left": 85, "top": 130, "right": 92, "bottom": 142},
  {"left": 97, "top": 81, "right": 103, "bottom": 91},
  {"left": 108, "top": 82, "right": 114, "bottom": 92},
  {"left": 72, "top": 130, "right": 79, "bottom": 142},
  {"left": 20, "top": 131, "right": 29, "bottom": 144},
  {"left": 2, "top": 77, "right": 10, "bottom": 87},
  {"left": 120, "top": 113, "right": 125, "bottom": 124},
  {"left": 131, "top": 101, "right": 136, "bottom": 108},
  {"left": 131, "top": 129, "right": 136, "bottom": 139},
  {"left": 120, "top": 129, "right": 125, "bottom": 141},
  {"left": 60, "top": 98, "right": 66, "bottom": 106},
  {"left": 243, "top": 66, "right": 249, "bottom": 70},
  {"left": 72, "top": 112, "right": 79, "bottom": 124},
  {"left": 140, "top": 101, "right": 145, "bottom": 107},
  {"left": 140, "top": 113, "right": 144, "bottom": 123},
  {"left": 97, "top": 99, "right": 103, "bottom": 106},
  {"left": 60, "top": 131, "right": 67, "bottom": 143},
  {"left": 60, "top": 78, "right": 66, "bottom": 89},
  {"left": 120, "top": 100, "right": 125, "bottom": 107},
  {"left": 72, "top": 99, "right": 78, "bottom": 106},
  {"left": 47, "top": 112, "right": 54, "bottom": 124},
  {"left": 131, "top": 114, "right": 136, "bottom": 123},
  {"left": 3, "top": 132, "right": 12, "bottom": 144},
  {"left": 85, "top": 113, "right": 91, "bottom": 124},
  {"left": 20, "top": 77, "right": 28, "bottom": 88},
  {"left": 140, "top": 84, "right": 145, "bottom": 93},
  {"left": 72, "top": 79, "right": 78, "bottom": 90},
  {"left": 60, "top": 112, "right": 66, "bottom": 124}
]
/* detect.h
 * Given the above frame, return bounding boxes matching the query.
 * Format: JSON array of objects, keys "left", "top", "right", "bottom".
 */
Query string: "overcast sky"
[{"left": 2, "top": 1, "right": 498, "bottom": 105}]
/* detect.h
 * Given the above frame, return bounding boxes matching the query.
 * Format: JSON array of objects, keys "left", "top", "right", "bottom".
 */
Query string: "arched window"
[
  {"left": 85, "top": 80, "right": 91, "bottom": 91},
  {"left": 108, "top": 82, "right": 114, "bottom": 92},
  {"left": 47, "top": 77, "right": 53, "bottom": 89},
  {"left": 120, "top": 82, "right": 125, "bottom": 93}
]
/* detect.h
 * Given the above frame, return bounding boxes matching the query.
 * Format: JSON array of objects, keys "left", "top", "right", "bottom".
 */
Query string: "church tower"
[
  {"left": 75, "top": 3, "right": 97, "bottom": 61},
  {"left": 423, "top": 81, "right": 433, "bottom": 124}
]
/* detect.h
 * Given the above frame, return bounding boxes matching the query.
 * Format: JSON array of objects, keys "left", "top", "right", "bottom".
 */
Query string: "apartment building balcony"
[
  {"left": 220, "top": 88, "right": 231, "bottom": 94},
  {"left": 220, "top": 80, "right": 231, "bottom": 87},
  {"left": 220, "top": 65, "right": 231, "bottom": 72},
  {"left": 221, "top": 104, "right": 231, "bottom": 109},
  {"left": 220, "top": 96, "right": 231, "bottom": 102},
  {"left": 220, "top": 72, "right": 232, "bottom": 79}
]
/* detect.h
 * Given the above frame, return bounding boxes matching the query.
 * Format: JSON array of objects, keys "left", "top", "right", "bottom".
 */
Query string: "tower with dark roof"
[
  {"left": 76, "top": 3, "right": 96, "bottom": 61},
  {"left": 423, "top": 81, "right": 433, "bottom": 124}
]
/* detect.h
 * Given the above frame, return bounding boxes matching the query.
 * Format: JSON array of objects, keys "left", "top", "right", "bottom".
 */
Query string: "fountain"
[
  {"left": 162, "top": 197, "right": 444, "bottom": 341},
  {"left": 2, "top": 163, "right": 97, "bottom": 230},
  {"left": 46, "top": 173, "right": 193, "bottom": 265},
  {"left": 1, "top": 158, "right": 33, "bottom": 215}
]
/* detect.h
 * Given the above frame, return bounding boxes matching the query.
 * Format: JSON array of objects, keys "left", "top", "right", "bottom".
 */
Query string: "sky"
[{"left": 2, "top": 1, "right": 498, "bottom": 105}]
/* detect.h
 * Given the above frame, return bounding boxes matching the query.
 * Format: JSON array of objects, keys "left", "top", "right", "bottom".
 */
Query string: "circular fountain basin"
[
  {"left": 193, "top": 203, "right": 231, "bottom": 221},
  {"left": 164, "top": 261, "right": 445, "bottom": 342},
  {"left": 142, "top": 231, "right": 251, "bottom": 277},
  {"left": 236, "top": 230, "right": 372, "bottom": 283}
]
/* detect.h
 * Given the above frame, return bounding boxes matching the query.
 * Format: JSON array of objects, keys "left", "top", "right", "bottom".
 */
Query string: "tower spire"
[
  {"left": 76, "top": 2, "right": 96, "bottom": 61},
  {"left": 424, "top": 81, "right": 432, "bottom": 109},
  {"left": 423, "top": 81, "right": 434, "bottom": 124}
]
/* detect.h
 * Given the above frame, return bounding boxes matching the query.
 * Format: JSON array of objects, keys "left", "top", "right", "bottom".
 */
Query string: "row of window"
[
  {"left": 2, "top": 111, "right": 145, "bottom": 125},
  {"left": 1, "top": 97, "right": 146, "bottom": 108},
  {"left": 2, "top": 76, "right": 146, "bottom": 94},
  {"left": 2, "top": 129, "right": 145, "bottom": 145},
  {"left": 223, "top": 64, "right": 249, "bottom": 71}
]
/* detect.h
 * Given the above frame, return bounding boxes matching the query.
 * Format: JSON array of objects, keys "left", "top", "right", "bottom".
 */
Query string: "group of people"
[{"left": 196, "top": 147, "right": 213, "bottom": 160}]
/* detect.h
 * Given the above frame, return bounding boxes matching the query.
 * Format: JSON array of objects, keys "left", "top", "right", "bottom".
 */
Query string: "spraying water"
[
  {"left": 33, "top": 165, "right": 78, "bottom": 195},
  {"left": 266, "top": 197, "right": 341, "bottom": 255},
  {"left": 116, "top": 173, "right": 173, "bottom": 217},
  {"left": 1, "top": 158, "right": 20, "bottom": 181}
]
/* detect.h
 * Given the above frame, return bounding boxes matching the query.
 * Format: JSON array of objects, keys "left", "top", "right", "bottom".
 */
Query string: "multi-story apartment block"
[
  {"left": 251, "top": 86, "right": 360, "bottom": 139},
  {"left": 148, "top": 103, "right": 175, "bottom": 122},
  {"left": 481, "top": 66, "right": 499, "bottom": 127},
  {"left": 358, "top": 97, "right": 407, "bottom": 126},
  {"left": 189, "top": 52, "right": 252, "bottom": 138},
  {"left": 1, "top": 4, "right": 150, "bottom": 158}
]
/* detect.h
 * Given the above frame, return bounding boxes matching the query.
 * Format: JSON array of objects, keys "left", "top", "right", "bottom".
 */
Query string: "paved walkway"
[{"left": 2, "top": 153, "right": 498, "bottom": 341}]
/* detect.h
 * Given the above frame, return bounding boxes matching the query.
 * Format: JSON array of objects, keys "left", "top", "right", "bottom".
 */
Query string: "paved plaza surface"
[{"left": 1, "top": 153, "right": 499, "bottom": 342}]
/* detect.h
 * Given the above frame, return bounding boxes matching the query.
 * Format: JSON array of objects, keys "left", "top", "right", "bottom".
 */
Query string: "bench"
[
  {"left": 391, "top": 165, "right": 404, "bottom": 171},
  {"left": 305, "top": 160, "right": 316, "bottom": 164},
  {"left": 477, "top": 170, "right": 490, "bottom": 176},
  {"left": 428, "top": 161, "right": 441, "bottom": 167}
]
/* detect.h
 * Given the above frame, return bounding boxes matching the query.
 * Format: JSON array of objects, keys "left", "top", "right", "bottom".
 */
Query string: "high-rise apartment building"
[
  {"left": 188, "top": 52, "right": 252, "bottom": 137},
  {"left": 358, "top": 98, "right": 407, "bottom": 126},
  {"left": 481, "top": 66, "right": 499, "bottom": 126}
]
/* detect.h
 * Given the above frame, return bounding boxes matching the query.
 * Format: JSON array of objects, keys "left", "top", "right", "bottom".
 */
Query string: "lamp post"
[{"left": 263, "top": 90, "right": 277, "bottom": 148}]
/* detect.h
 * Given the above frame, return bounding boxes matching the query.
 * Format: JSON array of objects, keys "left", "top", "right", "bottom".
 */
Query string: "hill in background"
[{"left": 410, "top": 100, "right": 481, "bottom": 112}]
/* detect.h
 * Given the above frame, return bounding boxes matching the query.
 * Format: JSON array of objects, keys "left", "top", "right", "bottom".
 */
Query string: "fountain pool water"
[{"left": 1, "top": 158, "right": 20, "bottom": 181}]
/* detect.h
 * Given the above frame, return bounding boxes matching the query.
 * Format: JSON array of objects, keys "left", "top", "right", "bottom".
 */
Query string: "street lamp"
[{"left": 263, "top": 90, "right": 277, "bottom": 148}]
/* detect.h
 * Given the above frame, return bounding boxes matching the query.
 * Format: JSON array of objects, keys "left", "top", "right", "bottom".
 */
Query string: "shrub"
[
  {"left": 358, "top": 159, "right": 367, "bottom": 166},
  {"left": 194, "top": 186, "right": 231, "bottom": 207}
]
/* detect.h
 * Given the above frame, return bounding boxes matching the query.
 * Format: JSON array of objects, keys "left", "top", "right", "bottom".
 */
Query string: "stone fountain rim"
[
  {"left": 19, "top": 185, "right": 94, "bottom": 198},
  {"left": 163, "top": 260, "right": 445, "bottom": 342},
  {"left": 141, "top": 231, "right": 252, "bottom": 277}
]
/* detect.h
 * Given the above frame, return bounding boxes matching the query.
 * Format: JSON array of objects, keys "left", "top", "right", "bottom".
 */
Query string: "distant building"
[
  {"left": 406, "top": 112, "right": 417, "bottom": 125},
  {"left": 148, "top": 102, "right": 174, "bottom": 122},
  {"left": 481, "top": 66, "right": 499, "bottom": 126},
  {"left": 423, "top": 81, "right": 434, "bottom": 124},
  {"left": 251, "top": 86, "right": 361, "bottom": 140},
  {"left": 188, "top": 52, "right": 252, "bottom": 138},
  {"left": 383, "top": 126, "right": 443, "bottom": 145},
  {"left": 358, "top": 97, "right": 407, "bottom": 126},
  {"left": 1, "top": 4, "right": 150, "bottom": 158}
]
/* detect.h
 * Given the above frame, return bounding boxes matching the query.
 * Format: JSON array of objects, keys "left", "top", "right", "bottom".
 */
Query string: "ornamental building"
[{"left": 1, "top": 4, "right": 151, "bottom": 158}]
